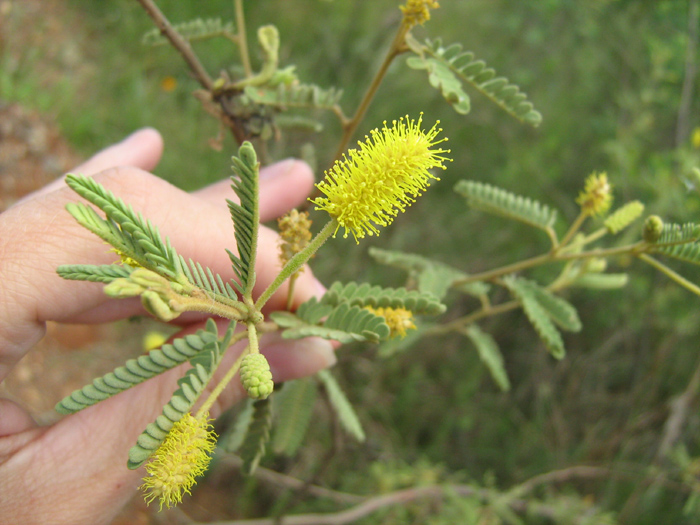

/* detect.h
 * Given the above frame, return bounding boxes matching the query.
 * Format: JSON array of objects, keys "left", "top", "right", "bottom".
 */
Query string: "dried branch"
[{"left": 136, "top": 0, "right": 214, "bottom": 90}]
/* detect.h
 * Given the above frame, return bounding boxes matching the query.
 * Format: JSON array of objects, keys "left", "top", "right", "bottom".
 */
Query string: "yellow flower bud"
[{"left": 240, "top": 353, "right": 274, "bottom": 399}]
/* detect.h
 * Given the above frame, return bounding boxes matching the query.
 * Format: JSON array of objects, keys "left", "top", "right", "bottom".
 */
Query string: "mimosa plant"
[{"left": 52, "top": 0, "right": 700, "bottom": 517}]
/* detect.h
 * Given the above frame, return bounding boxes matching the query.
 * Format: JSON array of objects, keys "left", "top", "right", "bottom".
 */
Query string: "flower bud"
[
  {"left": 104, "top": 278, "right": 145, "bottom": 298},
  {"left": 643, "top": 215, "right": 664, "bottom": 243},
  {"left": 141, "top": 290, "right": 180, "bottom": 322},
  {"left": 240, "top": 353, "right": 274, "bottom": 400}
]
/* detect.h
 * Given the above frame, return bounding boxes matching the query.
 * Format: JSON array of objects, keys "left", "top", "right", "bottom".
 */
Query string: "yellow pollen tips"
[
  {"left": 400, "top": 0, "right": 440, "bottom": 27},
  {"left": 141, "top": 413, "right": 217, "bottom": 510},
  {"left": 576, "top": 171, "right": 612, "bottom": 217},
  {"left": 311, "top": 114, "right": 450, "bottom": 243},
  {"left": 366, "top": 306, "right": 416, "bottom": 338}
]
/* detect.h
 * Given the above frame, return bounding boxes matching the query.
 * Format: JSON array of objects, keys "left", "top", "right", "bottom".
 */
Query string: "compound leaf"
[
  {"left": 322, "top": 281, "right": 446, "bottom": 316},
  {"left": 57, "top": 264, "right": 133, "bottom": 283},
  {"left": 463, "top": 325, "right": 510, "bottom": 391},
  {"left": 56, "top": 319, "right": 223, "bottom": 415},
  {"left": 272, "top": 378, "right": 317, "bottom": 456},
  {"left": 503, "top": 276, "right": 565, "bottom": 359},
  {"left": 407, "top": 37, "right": 541, "bottom": 126},
  {"left": 317, "top": 370, "right": 364, "bottom": 442},
  {"left": 227, "top": 142, "right": 260, "bottom": 296},
  {"left": 239, "top": 397, "right": 273, "bottom": 474},
  {"left": 455, "top": 180, "right": 557, "bottom": 234},
  {"left": 368, "top": 247, "right": 489, "bottom": 299}
]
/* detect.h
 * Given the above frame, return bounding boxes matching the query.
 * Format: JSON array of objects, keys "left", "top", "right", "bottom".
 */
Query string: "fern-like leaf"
[
  {"left": 55, "top": 319, "right": 223, "bottom": 415},
  {"left": 651, "top": 223, "right": 700, "bottom": 247},
  {"left": 65, "top": 175, "right": 184, "bottom": 279},
  {"left": 454, "top": 180, "right": 558, "bottom": 234},
  {"left": 463, "top": 325, "right": 510, "bottom": 391},
  {"left": 220, "top": 399, "right": 255, "bottom": 453},
  {"left": 243, "top": 83, "right": 343, "bottom": 111},
  {"left": 239, "top": 397, "right": 273, "bottom": 474},
  {"left": 322, "top": 281, "right": 446, "bottom": 316},
  {"left": 368, "top": 247, "right": 489, "bottom": 299},
  {"left": 270, "top": 301, "right": 390, "bottom": 343},
  {"left": 272, "top": 378, "right": 317, "bottom": 456},
  {"left": 654, "top": 242, "right": 700, "bottom": 265},
  {"left": 57, "top": 264, "right": 133, "bottom": 283},
  {"left": 406, "top": 37, "right": 542, "bottom": 126},
  {"left": 142, "top": 18, "right": 234, "bottom": 46},
  {"left": 179, "top": 257, "right": 239, "bottom": 302},
  {"left": 503, "top": 276, "right": 565, "bottom": 359},
  {"left": 127, "top": 320, "right": 234, "bottom": 469},
  {"left": 604, "top": 201, "right": 645, "bottom": 234},
  {"left": 227, "top": 142, "right": 260, "bottom": 297},
  {"left": 317, "top": 370, "right": 365, "bottom": 442},
  {"left": 518, "top": 279, "right": 581, "bottom": 332}
]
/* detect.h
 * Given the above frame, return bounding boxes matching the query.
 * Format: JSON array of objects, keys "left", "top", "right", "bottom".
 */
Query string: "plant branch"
[
  {"left": 255, "top": 220, "right": 337, "bottom": 310},
  {"left": 136, "top": 0, "right": 214, "bottom": 90},
  {"left": 331, "top": 23, "right": 410, "bottom": 162},
  {"left": 234, "top": 0, "right": 252, "bottom": 77},
  {"left": 638, "top": 253, "right": 700, "bottom": 297}
]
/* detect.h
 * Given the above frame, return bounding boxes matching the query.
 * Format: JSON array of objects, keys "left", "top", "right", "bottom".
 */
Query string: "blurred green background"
[{"left": 4, "top": 0, "right": 700, "bottom": 522}]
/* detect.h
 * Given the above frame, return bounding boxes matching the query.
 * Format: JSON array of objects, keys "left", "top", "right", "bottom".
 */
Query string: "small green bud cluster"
[
  {"left": 643, "top": 215, "right": 664, "bottom": 243},
  {"left": 104, "top": 269, "right": 182, "bottom": 321},
  {"left": 240, "top": 353, "right": 274, "bottom": 400}
]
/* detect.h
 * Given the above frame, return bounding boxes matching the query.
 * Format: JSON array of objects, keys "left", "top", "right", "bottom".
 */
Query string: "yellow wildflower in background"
[
  {"left": 400, "top": 0, "right": 440, "bottom": 27},
  {"left": 311, "top": 115, "right": 450, "bottom": 242},
  {"left": 576, "top": 171, "right": 612, "bottom": 216},
  {"left": 141, "top": 413, "right": 217, "bottom": 510},
  {"left": 366, "top": 306, "right": 416, "bottom": 338}
]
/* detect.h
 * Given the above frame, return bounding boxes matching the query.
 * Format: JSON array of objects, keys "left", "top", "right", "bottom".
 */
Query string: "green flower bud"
[
  {"left": 104, "top": 278, "right": 145, "bottom": 298},
  {"left": 130, "top": 268, "right": 170, "bottom": 290},
  {"left": 240, "top": 353, "right": 274, "bottom": 400},
  {"left": 141, "top": 290, "right": 180, "bottom": 322},
  {"left": 643, "top": 215, "right": 664, "bottom": 243}
]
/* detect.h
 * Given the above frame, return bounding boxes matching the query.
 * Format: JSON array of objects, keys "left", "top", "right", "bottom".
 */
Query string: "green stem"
[
  {"left": 196, "top": 336, "right": 250, "bottom": 418},
  {"left": 170, "top": 290, "right": 249, "bottom": 320},
  {"left": 557, "top": 211, "right": 589, "bottom": 250},
  {"left": 255, "top": 220, "right": 337, "bottom": 310},
  {"left": 638, "top": 253, "right": 700, "bottom": 296},
  {"left": 234, "top": 0, "right": 252, "bottom": 77},
  {"left": 247, "top": 322, "right": 260, "bottom": 354},
  {"left": 331, "top": 24, "right": 409, "bottom": 162},
  {"left": 453, "top": 242, "right": 646, "bottom": 287}
]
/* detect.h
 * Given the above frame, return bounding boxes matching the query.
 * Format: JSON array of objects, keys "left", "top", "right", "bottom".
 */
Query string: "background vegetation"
[{"left": 4, "top": 0, "right": 700, "bottom": 523}]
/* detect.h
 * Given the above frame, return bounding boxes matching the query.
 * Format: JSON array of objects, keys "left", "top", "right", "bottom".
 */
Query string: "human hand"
[{"left": 0, "top": 129, "right": 335, "bottom": 524}]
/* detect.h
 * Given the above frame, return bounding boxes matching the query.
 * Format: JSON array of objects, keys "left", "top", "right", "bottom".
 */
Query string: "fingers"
[
  {"left": 0, "top": 166, "right": 322, "bottom": 379},
  {"left": 194, "top": 158, "right": 316, "bottom": 222},
  {"left": 15, "top": 128, "right": 164, "bottom": 203}
]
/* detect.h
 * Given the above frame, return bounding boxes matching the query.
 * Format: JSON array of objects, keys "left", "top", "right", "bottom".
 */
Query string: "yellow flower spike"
[
  {"left": 278, "top": 209, "right": 313, "bottom": 266},
  {"left": 366, "top": 306, "right": 417, "bottom": 338},
  {"left": 576, "top": 171, "right": 613, "bottom": 217},
  {"left": 400, "top": 0, "right": 440, "bottom": 28},
  {"left": 311, "top": 115, "right": 450, "bottom": 243},
  {"left": 141, "top": 413, "right": 217, "bottom": 510}
]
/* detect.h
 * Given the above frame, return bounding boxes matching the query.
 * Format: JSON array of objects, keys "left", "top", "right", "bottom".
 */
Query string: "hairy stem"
[
  {"left": 255, "top": 220, "right": 337, "bottom": 310},
  {"left": 196, "top": 336, "right": 250, "bottom": 418},
  {"left": 638, "top": 253, "right": 700, "bottom": 296}
]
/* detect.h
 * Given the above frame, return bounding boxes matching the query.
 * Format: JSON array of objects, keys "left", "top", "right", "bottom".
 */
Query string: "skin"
[{"left": 0, "top": 129, "right": 336, "bottom": 524}]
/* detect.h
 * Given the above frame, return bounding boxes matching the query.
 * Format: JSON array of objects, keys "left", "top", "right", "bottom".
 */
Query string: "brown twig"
[{"left": 136, "top": 0, "right": 214, "bottom": 90}]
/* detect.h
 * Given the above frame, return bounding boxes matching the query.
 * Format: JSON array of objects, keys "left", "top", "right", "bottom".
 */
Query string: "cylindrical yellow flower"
[
  {"left": 141, "top": 413, "right": 217, "bottom": 510},
  {"left": 576, "top": 171, "right": 612, "bottom": 216},
  {"left": 311, "top": 115, "right": 450, "bottom": 243},
  {"left": 366, "top": 306, "right": 416, "bottom": 338}
]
